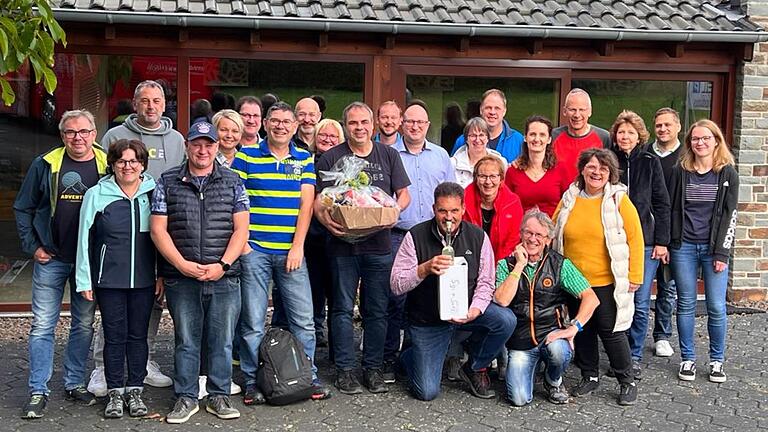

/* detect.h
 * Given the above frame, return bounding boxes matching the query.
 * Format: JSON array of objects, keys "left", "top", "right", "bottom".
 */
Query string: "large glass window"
[
  {"left": 572, "top": 79, "right": 712, "bottom": 139},
  {"left": 406, "top": 76, "right": 560, "bottom": 151},
  {"left": 190, "top": 58, "right": 364, "bottom": 122},
  {"left": 0, "top": 54, "right": 178, "bottom": 305}
]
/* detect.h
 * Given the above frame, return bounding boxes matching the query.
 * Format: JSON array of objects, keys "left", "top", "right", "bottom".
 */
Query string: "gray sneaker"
[
  {"left": 206, "top": 395, "right": 240, "bottom": 420},
  {"left": 104, "top": 390, "right": 124, "bottom": 419},
  {"left": 166, "top": 397, "right": 199, "bottom": 424},
  {"left": 125, "top": 388, "right": 148, "bottom": 417}
]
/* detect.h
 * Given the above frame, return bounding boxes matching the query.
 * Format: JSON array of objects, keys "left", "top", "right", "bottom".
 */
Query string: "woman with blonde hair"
[
  {"left": 668, "top": 119, "right": 738, "bottom": 383},
  {"left": 212, "top": 109, "right": 245, "bottom": 167},
  {"left": 313, "top": 118, "right": 345, "bottom": 154}
]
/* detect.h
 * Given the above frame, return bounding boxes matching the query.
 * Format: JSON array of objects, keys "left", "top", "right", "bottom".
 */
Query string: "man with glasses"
[
  {"left": 383, "top": 100, "right": 456, "bottom": 382},
  {"left": 294, "top": 97, "right": 322, "bottom": 150},
  {"left": 314, "top": 101, "right": 411, "bottom": 395},
  {"left": 230, "top": 102, "right": 331, "bottom": 404},
  {"left": 236, "top": 96, "right": 263, "bottom": 147},
  {"left": 451, "top": 89, "right": 524, "bottom": 164},
  {"left": 374, "top": 101, "right": 404, "bottom": 146},
  {"left": 391, "top": 182, "right": 516, "bottom": 401},
  {"left": 15, "top": 110, "right": 108, "bottom": 418},
  {"left": 551, "top": 88, "right": 611, "bottom": 182},
  {"left": 90, "top": 79, "right": 181, "bottom": 397},
  {"left": 494, "top": 209, "right": 598, "bottom": 406}
]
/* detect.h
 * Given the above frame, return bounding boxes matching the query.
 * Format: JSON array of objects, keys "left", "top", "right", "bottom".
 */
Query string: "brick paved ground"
[{"left": 0, "top": 312, "right": 766, "bottom": 432}]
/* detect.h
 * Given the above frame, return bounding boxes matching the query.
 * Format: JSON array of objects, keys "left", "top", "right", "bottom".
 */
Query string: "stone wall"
[{"left": 730, "top": 0, "right": 768, "bottom": 302}]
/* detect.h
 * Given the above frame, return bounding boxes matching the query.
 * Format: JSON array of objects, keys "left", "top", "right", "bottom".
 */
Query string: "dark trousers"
[
  {"left": 306, "top": 234, "right": 334, "bottom": 351},
  {"left": 570, "top": 284, "right": 633, "bottom": 384},
  {"left": 384, "top": 230, "right": 406, "bottom": 363},
  {"left": 95, "top": 286, "right": 155, "bottom": 389}
]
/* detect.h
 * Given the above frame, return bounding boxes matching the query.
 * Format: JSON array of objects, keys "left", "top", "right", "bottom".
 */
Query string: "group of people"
[{"left": 14, "top": 80, "right": 738, "bottom": 422}]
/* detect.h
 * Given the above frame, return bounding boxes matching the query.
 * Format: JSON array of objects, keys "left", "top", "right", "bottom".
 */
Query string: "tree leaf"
[
  {"left": 48, "top": 19, "right": 66, "bottom": 45},
  {"left": 0, "top": 77, "right": 15, "bottom": 106},
  {"left": 0, "top": 29, "right": 8, "bottom": 59},
  {"left": 42, "top": 66, "right": 56, "bottom": 94}
]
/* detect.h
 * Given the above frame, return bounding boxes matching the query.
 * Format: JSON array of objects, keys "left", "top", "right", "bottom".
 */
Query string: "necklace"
[{"left": 481, "top": 209, "right": 493, "bottom": 224}]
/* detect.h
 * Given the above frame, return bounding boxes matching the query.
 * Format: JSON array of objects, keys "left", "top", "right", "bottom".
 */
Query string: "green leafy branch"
[{"left": 0, "top": 0, "right": 67, "bottom": 106}]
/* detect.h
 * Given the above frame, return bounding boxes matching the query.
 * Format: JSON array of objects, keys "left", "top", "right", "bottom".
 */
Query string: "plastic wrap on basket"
[{"left": 319, "top": 155, "right": 400, "bottom": 243}]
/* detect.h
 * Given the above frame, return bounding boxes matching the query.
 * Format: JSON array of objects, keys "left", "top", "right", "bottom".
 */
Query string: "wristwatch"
[
  {"left": 218, "top": 259, "right": 231, "bottom": 271},
  {"left": 570, "top": 319, "right": 583, "bottom": 332}
]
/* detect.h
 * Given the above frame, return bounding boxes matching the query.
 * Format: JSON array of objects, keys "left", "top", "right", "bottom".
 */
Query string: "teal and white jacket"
[{"left": 76, "top": 174, "right": 157, "bottom": 291}]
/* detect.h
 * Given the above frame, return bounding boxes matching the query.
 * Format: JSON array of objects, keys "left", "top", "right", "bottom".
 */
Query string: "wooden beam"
[
  {"left": 457, "top": 37, "right": 470, "bottom": 53},
  {"left": 318, "top": 32, "right": 329, "bottom": 49},
  {"left": 595, "top": 41, "right": 614, "bottom": 57},
  {"left": 104, "top": 25, "right": 116, "bottom": 40},
  {"left": 526, "top": 39, "right": 543, "bottom": 55},
  {"left": 178, "top": 29, "right": 188, "bottom": 43},
  {"left": 665, "top": 43, "right": 684, "bottom": 58},
  {"left": 742, "top": 43, "right": 755, "bottom": 62},
  {"left": 250, "top": 30, "right": 261, "bottom": 47},
  {"left": 385, "top": 35, "right": 396, "bottom": 51}
]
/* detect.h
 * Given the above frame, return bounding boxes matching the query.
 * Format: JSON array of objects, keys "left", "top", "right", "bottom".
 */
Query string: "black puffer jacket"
[{"left": 613, "top": 144, "right": 671, "bottom": 247}]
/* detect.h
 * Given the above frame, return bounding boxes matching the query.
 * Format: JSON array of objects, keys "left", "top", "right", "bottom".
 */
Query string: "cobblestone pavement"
[{"left": 0, "top": 313, "right": 766, "bottom": 432}]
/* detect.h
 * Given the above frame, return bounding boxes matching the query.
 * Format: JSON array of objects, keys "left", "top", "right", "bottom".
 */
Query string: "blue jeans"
[
  {"left": 399, "top": 303, "right": 516, "bottom": 401},
  {"left": 670, "top": 242, "right": 729, "bottom": 362},
  {"left": 384, "top": 231, "right": 407, "bottom": 363},
  {"left": 628, "top": 246, "right": 661, "bottom": 361},
  {"left": 165, "top": 276, "right": 241, "bottom": 399},
  {"left": 653, "top": 264, "right": 676, "bottom": 342},
  {"left": 331, "top": 253, "right": 392, "bottom": 371},
  {"left": 28, "top": 259, "right": 96, "bottom": 395},
  {"left": 238, "top": 250, "right": 317, "bottom": 386},
  {"left": 506, "top": 339, "right": 572, "bottom": 406}
]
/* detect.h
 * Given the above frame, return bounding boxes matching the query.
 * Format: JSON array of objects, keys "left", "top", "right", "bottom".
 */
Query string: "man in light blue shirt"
[
  {"left": 383, "top": 100, "right": 456, "bottom": 382},
  {"left": 374, "top": 101, "right": 404, "bottom": 146}
]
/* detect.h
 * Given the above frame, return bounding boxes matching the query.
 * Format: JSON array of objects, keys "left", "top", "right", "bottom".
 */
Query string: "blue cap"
[{"left": 188, "top": 121, "right": 217, "bottom": 142}]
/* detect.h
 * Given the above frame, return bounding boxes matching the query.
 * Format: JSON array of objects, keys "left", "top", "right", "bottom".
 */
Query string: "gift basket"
[{"left": 319, "top": 155, "right": 400, "bottom": 242}]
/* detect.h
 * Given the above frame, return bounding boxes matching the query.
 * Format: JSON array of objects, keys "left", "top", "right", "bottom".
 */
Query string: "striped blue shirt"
[{"left": 231, "top": 140, "right": 315, "bottom": 254}]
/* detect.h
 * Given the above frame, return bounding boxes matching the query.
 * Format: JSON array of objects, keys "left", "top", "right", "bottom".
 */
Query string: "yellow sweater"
[{"left": 554, "top": 195, "right": 644, "bottom": 287}]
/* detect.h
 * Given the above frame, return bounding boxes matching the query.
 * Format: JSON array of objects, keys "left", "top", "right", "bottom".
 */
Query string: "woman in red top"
[
  {"left": 464, "top": 154, "right": 523, "bottom": 261},
  {"left": 505, "top": 115, "right": 571, "bottom": 217}
]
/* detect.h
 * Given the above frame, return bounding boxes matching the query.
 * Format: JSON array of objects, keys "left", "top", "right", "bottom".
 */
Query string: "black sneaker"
[
  {"left": 166, "top": 396, "right": 199, "bottom": 424},
  {"left": 631, "top": 361, "right": 643, "bottom": 380},
  {"left": 362, "top": 368, "right": 388, "bottom": 394},
  {"left": 242, "top": 384, "right": 265, "bottom": 406},
  {"left": 205, "top": 395, "right": 240, "bottom": 420},
  {"left": 571, "top": 376, "right": 599, "bottom": 397},
  {"left": 382, "top": 361, "right": 396, "bottom": 384},
  {"left": 709, "top": 361, "right": 727, "bottom": 383},
  {"left": 21, "top": 394, "right": 47, "bottom": 419},
  {"left": 65, "top": 385, "right": 96, "bottom": 406},
  {"left": 311, "top": 379, "right": 332, "bottom": 400},
  {"left": 335, "top": 370, "right": 363, "bottom": 395},
  {"left": 544, "top": 380, "right": 569, "bottom": 404},
  {"left": 618, "top": 381, "right": 638, "bottom": 406},
  {"left": 678, "top": 360, "right": 696, "bottom": 381},
  {"left": 458, "top": 362, "right": 495, "bottom": 399},
  {"left": 445, "top": 356, "right": 462, "bottom": 382}
]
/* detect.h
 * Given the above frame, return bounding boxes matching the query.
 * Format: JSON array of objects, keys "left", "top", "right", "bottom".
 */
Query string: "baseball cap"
[{"left": 188, "top": 121, "right": 217, "bottom": 142}]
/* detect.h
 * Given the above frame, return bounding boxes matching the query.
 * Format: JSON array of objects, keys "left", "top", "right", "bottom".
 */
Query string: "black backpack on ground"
[{"left": 256, "top": 327, "right": 314, "bottom": 405}]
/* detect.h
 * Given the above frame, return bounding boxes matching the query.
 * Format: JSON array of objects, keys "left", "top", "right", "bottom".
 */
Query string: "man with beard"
[
  {"left": 374, "top": 100, "right": 404, "bottom": 146},
  {"left": 294, "top": 97, "right": 321, "bottom": 150}
]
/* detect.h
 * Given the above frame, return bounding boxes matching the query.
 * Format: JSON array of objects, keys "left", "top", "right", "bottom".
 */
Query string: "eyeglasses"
[
  {"left": 317, "top": 133, "right": 339, "bottom": 142},
  {"left": 403, "top": 119, "right": 429, "bottom": 127},
  {"left": 63, "top": 129, "right": 94, "bottom": 139},
  {"left": 467, "top": 133, "right": 488, "bottom": 140},
  {"left": 115, "top": 159, "right": 141, "bottom": 168},
  {"left": 522, "top": 229, "right": 548, "bottom": 240},
  {"left": 267, "top": 118, "right": 295, "bottom": 128},
  {"left": 690, "top": 136, "right": 714, "bottom": 144},
  {"left": 584, "top": 164, "right": 610, "bottom": 174},
  {"left": 239, "top": 113, "right": 261, "bottom": 120},
  {"left": 477, "top": 174, "right": 501, "bottom": 182}
]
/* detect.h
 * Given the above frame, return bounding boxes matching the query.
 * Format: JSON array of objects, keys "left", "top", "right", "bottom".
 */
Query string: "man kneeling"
[
  {"left": 495, "top": 209, "right": 599, "bottom": 406},
  {"left": 391, "top": 182, "right": 516, "bottom": 401}
]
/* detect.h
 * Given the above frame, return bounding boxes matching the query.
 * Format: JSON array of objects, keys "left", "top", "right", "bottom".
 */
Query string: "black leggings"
[{"left": 569, "top": 284, "right": 633, "bottom": 384}]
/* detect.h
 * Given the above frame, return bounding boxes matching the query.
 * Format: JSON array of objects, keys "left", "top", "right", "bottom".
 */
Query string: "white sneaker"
[
  {"left": 87, "top": 366, "right": 107, "bottom": 397},
  {"left": 198, "top": 375, "right": 208, "bottom": 400},
  {"left": 654, "top": 340, "right": 674, "bottom": 357},
  {"left": 144, "top": 360, "right": 173, "bottom": 387},
  {"left": 230, "top": 381, "right": 242, "bottom": 395}
]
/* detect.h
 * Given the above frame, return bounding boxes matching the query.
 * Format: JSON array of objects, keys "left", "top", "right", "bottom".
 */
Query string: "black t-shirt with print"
[
  {"left": 316, "top": 141, "right": 411, "bottom": 256},
  {"left": 52, "top": 154, "right": 100, "bottom": 262}
]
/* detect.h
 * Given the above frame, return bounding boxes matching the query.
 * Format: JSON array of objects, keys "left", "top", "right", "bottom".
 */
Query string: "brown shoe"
[{"left": 458, "top": 362, "right": 495, "bottom": 399}]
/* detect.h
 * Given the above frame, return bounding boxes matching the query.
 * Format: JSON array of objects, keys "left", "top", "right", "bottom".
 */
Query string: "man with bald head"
[
  {"left": 551, "top": 88, "right": 610, "bottom": 182},
  {"left": 294, "top": 97, "right": 322, "bottom": 150},
  {"left": 383, "top": 100, "right": 455, "bottom": 382}
]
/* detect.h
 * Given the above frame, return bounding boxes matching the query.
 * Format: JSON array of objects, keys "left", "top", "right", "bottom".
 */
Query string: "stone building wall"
[{"left": 731, "top": 0, "right": 768, "bottom": 301}]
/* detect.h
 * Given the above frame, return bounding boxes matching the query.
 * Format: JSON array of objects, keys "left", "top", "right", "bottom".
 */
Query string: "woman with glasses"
[
  {"left": 451, "top": 117, "right": 506, "bottom": 188},
  {"left": 668, "top": 120, "right": 738, "bottom": 383},
  {"left": 75, "top": 139, "right": 157, "bottom": 418},
  {"left": 609, "top": 111, "right": 671, "bottom": 380},
  {"left": 552, "top": 148, "right": 643, "bottom": 406},
  {"left": 213, "top": 109, "right": 244, "bottom": 167},
  {"left": 505, "top": 115, "right": 570, "bottom": 217}
]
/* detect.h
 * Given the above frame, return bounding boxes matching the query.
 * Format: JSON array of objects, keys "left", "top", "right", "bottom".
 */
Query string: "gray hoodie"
[{"left": 100, "top": 114, "right": 186, "bottom": 179}]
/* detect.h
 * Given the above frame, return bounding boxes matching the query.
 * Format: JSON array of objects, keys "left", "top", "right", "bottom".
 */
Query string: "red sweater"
[
  {"left": 463, "top": 183, "right": 523, "bottom": 261},
  {"left": 505, "top": 163, "right": 571, "bottom": 217},
  {"left": 553, "top": 128, "right": 607, "bottom": 183}
]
